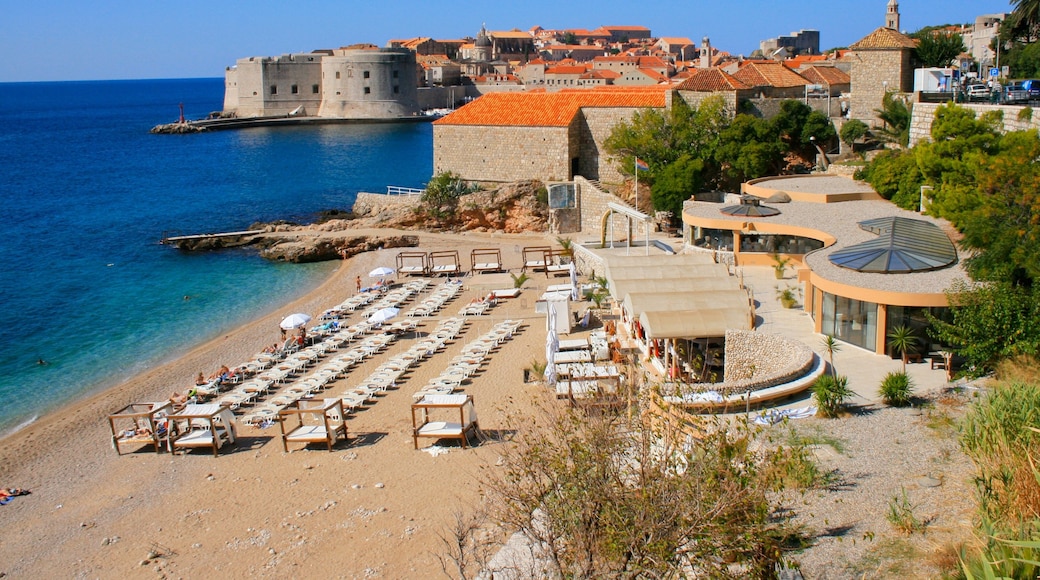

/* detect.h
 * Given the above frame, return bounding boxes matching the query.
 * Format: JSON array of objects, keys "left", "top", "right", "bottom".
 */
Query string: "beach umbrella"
[
  {"left": 368, "top": 266, "right": 396, "bottom": 278},
  {"left": 279, "top": 313, "right": 312, "bottom": 330},
  {"left": 368, "top": 307, "right": 400, "bottom": 324},
  {"left": 544, "top": 306, "right": 559, "bottom": 386},
  {"left": 569, "top": 262, "right": 579, "bottom": 301}
]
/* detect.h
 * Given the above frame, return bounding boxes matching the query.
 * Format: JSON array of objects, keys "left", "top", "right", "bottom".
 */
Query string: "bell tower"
[{"left": 886, "top": 0, "right": 900, "bottom": 30}]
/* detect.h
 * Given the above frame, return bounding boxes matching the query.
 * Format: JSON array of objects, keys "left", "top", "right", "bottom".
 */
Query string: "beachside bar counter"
[{"left": 681, "top": 175, "right": 970, "bottom": 357}]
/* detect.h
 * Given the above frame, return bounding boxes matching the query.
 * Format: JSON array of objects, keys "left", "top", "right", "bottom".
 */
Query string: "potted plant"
[
  {"left": 776, "top": 285, "right": 800, "bottom": 309},
  {"left": 771, "top": 253, "right": 792, "bottom": 280}
]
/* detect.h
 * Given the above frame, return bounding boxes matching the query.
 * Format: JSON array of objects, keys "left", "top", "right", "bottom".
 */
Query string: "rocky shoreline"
[{"left": 167, "top": 179, "right": 549, "bottom": 263}]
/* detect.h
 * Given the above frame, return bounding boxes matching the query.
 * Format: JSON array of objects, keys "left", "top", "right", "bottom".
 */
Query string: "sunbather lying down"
[{"left": 0, "top": 488, "right": 31, "bottom": 505}]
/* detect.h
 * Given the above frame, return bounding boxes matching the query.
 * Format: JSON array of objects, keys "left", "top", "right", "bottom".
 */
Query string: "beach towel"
[{"left": 753, "top": 406, "right": 817, "bottom": 426}]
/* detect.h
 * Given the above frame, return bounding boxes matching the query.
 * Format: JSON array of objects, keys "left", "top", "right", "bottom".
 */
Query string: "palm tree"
[
  {"left": 821, "top": 335, "right": 841, "bottom": 377},
  {"left": 1013, "top": 0, "right": 1040, "bottom": 32},
  {"left": 887, "top": 325, "right": 920, "bottom": 373}
]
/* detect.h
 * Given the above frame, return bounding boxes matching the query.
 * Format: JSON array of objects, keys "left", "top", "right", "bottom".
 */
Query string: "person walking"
[{"left": 355, "top": 275, "right": 362, "bottom": 293}]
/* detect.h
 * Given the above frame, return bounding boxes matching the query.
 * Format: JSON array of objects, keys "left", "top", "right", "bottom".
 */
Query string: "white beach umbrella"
[
  {"left": 368, "top": 307, "right": 400, "bottom": 324},
  {"left": 368, "top": 266, "right": 396, "bottom": 278},
  {"left": 544, "top": 306, "right": 559, "bottom": 386},
  {"left": 279, "top": 313, "right": 312, "bottom": 330}
]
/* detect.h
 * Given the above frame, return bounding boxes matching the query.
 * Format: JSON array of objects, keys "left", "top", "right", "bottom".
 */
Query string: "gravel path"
[{"left": 776, "top": 388, "right": 978, "bottom": 578}]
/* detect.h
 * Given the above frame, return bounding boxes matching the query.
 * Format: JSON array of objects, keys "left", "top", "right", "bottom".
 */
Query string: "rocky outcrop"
[
  {"left": 350, "top": 180, "right": 548, "bottom": 232},
  {"left": 257, "top": 234, "right": 418, "bottom": 263},
  {"left": 150, "top": 122, "right": 206, "bottom": 134},
  {"left": 169, "top": 180, "right": 545, "bottom": 263}
]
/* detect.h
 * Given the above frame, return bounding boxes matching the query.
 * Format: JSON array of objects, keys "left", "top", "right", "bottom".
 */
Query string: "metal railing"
[{"left": 386, "top": 185, "right": 425, "bottom": 196}]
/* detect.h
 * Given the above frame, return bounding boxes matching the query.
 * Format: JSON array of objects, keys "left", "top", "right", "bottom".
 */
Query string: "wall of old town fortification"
[
  {"left": 433, "top": 124, "right": 574, "bottom": 183},
  {"left": 910, "top": 102, "right": 1040, "bottom": 147},
  {"left": 574, "top": 176, "right": 639, "bottom": 240}
]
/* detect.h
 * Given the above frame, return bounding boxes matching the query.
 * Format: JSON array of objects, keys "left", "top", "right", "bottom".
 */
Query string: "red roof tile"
[
  {"left": 674, "top": 68, "right": 752, "bottom": 91},
  {"left": 731, "top": 61, "right": 809, "bottom": 88},
  {"left": 797, "top": 65, "right": 850, "bottom": 86},
  {"left": 850, "top": 27, "right": 917, "bottom": 50},
  {"left": 434, "top": 89, "right": 667, "bottom": 127}
]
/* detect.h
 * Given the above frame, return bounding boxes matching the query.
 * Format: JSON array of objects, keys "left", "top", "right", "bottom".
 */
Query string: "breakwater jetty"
[{"left": 151, "top": 114, "right": 436, "bottom": 134}]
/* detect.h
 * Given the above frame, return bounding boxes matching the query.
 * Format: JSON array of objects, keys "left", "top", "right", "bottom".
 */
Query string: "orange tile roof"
[
  {"left": 546, "top": 65, "right": 589, "bottom": 75},
  {"left": 434, "top": 89, "right": 667, "bottom": 127},
  {"left": 594, "top": 55, "right": 639, "bottom": 63},
  {"left": 798, "top": 65, "right": 850, "bottom": 86},
  {"left": 674, "top": 68, "right": 752, "bottom": 91},
  {"left": 491, "top": 30, "right": 535, "bottom": 40},
  {"left": 732, "top": 61, "right": 809, "bottom": 88},
  {"left": 658, "top": 37, "right": 695, "bottom": 45},
  {"left": 850, "top": 27, "right": 917, "bottom": 50},
  {"left": 637, "top": 56, "right": 669, "bottom": 69},
  {"left": 601, "top": 25, "right": 651, "bottom": 32}
]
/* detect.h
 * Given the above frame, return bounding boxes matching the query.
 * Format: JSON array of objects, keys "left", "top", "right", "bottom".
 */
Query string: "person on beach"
[
  {"left": 195, "top": 372, "right": 206, "bottom": 386},
  {"left": 356, "top": 275, "right": 362, "bottom": 293},
  {"left": 0, "top": 488, "right": 31, "bottom": 505}
]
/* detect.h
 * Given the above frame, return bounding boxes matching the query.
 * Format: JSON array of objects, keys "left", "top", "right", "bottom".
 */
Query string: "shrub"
[
  {"left": 812, "top": 374, "right": 852, "bottom": 418},
  {"left": 510, "top": 272, "right": 530, "bottom": 289},
  {"left": 879, "top": 371, "right": 915, "bottom": 406},
  {"left": 960, "top": 382, "right": 1040, "bottom": 528},
  {"left": 840, "top": 119, "right": 869, "bottom": 148}
]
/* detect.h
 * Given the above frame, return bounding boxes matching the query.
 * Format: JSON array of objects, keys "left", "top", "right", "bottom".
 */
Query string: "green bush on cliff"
[{"left": 421, "top": 171, "right": 478, "bottom": 221}]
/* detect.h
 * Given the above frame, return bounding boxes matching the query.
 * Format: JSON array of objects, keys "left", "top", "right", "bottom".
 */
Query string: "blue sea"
[{"left": 0, "top": 78, "right": 433, "bottom": 435}]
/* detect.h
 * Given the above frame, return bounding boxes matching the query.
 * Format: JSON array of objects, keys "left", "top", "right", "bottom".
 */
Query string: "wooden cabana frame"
[
  {"left": 428, "top": 250, "right": 461, "bottom": 276},
  {"left": 470, "top": 248, "right": 503, "bottom": 273},
  {"left": 521, "top": 246, "right": 552, "bottom": 272},
  {"left": 411, "top": 394, "right": 479, "bottom": 449},
  {"left": 396, "top": 251, "right": 429, "bottom": 277},
  {"left": 168, "top": 404, "right": 237, "bottom": 457},
  {"left": 108, "top": 401, "right": 174, "bottom": 455},
  {"left": 278, "top": 398, "right": 348, "bottom": 452},
  {"left": 542, "top": 248, "right": 572, "bottom": 277}
]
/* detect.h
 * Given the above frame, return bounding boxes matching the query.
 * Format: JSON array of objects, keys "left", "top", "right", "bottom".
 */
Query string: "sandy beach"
[
  {"left": 0, "top": 229, "right": 560, "bottom": 578},
  {"left": 0, "top": 227, "right": 976, "bottom": 578}
]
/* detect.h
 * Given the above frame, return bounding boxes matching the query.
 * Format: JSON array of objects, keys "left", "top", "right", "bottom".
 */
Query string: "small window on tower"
[
  {"left": 363, "top": 71, "right": 370, "bottom": 79},
  {"left": 312, "top": 84, "right": 319, "bottom": 94},
  {"left": 291, "top": 84, "right": 298, "bottom": 94},
  {"left": 270, "top": 85, "right": 277, "bottom": 95},
  {"left": 364, "top": 87, "right": 371, "bottom": 94}
]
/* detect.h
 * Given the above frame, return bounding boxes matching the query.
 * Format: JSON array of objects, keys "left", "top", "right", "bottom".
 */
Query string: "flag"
[{"left": 635, "top": 158, "right": 649, "bottom": 171}]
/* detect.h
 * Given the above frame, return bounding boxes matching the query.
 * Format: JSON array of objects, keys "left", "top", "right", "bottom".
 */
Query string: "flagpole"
[{"left": 633, "top": 155, "right": 638, "bottom": 212}]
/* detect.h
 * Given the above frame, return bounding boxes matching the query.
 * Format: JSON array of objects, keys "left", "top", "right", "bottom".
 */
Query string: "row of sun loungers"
[
  {"left": 412, "top": 319, "right": 524, "bottom": 401},
  {"left": 238, "top": 330, "right": 403, "bottom": 425},
  {"left": 358, "top": 279, "right": 430, "bottom": 319},
  {"left": 333, "top": 317, "right": 469, "bottom": 412},
  {"left": 404, "top": 280, "right": 462, "bottom": 317}
]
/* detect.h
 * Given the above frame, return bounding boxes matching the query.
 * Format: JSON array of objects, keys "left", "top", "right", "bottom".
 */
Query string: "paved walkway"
[{"left": 740, "top": 263, "right": 952, "bottom": 409}]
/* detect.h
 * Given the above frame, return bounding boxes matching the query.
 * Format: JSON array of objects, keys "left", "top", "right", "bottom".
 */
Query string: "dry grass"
[{"left": 994, "top": 354, "right": 1040, "bottom": 383}]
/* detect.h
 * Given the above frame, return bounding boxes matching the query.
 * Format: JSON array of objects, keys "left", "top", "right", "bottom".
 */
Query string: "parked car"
[
  {"left": 1021, "top": 79, "right": 1040, "bottom": 98},
  {"left": 1005, "top": 82, "right": 1030, "bottom": 104},
  {"left": 966, "top": 84, "right": 990, "bottom": 101}
]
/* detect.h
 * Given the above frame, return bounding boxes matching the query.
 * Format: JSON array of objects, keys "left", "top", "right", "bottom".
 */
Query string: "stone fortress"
[{"left": 222, "top": 47, "right": 420, "bottom": 119}]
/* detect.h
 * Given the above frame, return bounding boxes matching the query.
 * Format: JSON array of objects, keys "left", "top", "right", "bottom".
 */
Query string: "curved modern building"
[{"left": 682, "top": 175, "right": 970, "bottom": 356}]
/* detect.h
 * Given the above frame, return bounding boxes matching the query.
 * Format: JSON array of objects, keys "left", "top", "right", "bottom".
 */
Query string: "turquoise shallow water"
[{"left": 0, "top": 78, "right": 433, "bottom": 435}]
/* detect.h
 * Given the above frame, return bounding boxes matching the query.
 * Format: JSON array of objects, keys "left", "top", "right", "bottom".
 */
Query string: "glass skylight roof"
[
  {"left": 828, "top": 217, "right": 957, "bottom": 274},
  {"left": 720, "top": 195, "right": 780, "bottom": 217}
]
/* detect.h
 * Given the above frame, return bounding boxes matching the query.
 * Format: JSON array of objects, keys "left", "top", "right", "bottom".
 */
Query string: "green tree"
[
  {"left": 773, "top": 100, "right": 812, "bottom": 148},
  {"left": 714, "top": 114, "right": 785, "bottom": 187},
  {"left": 928, "top": 281, "right": 1040, "bottom": 378},
  {"left": 912, "top": 31, "right": 965, "bottom": 68},
  {"left": 650, "top": 154, "right": 704, "bottom": 217},
  {"left": 839, "top": 119, "right": 869, "bottom": 149},
  {"left": 820, "top": 335, "right": 842, "bottom": 377},
  {"left": 853, "top": 149, "right": 923, "bottom": 210},
  {"left": 956, "top": 129, "right": 1040, "bottom": 284},
  {"left": 801, "top": 110, "right": 837, "bottom": 148}
]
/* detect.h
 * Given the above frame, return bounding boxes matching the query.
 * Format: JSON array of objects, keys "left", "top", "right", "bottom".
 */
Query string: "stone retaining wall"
[{"left": 910, "top": 102, "right": 1040, "bottom": 147}]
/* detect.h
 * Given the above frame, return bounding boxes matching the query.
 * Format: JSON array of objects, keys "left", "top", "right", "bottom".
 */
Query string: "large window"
[
  {"left": 886, "top": 305, "right": 949, "bottom": 356},
  {"left": 691, "top": 227, "right": 734, "bottom": 251},
  {"left": 821, "top": 292, "right": 877, "bottom": 352},
  {"left": 739, "top": 234, "right": 823, "bottom": 255}
]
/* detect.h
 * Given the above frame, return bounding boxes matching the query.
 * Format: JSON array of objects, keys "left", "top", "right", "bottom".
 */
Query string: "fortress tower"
[{"left": 318, "top": 47, "right": 419, "bottom": 119}]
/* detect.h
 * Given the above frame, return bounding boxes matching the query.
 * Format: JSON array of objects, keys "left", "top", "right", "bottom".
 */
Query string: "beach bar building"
[{"left": 681, "top": 175, "right": 970, "bottom": 356}]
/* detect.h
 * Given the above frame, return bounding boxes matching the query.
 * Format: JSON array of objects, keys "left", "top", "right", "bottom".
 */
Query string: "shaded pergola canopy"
[
  {"left": 624, "top": 290, "right": 749, "bottom": 319},
  {"left": 828, "top": 216, "right": 957, "bottom": 273},
  {"left": 639, "top": 307, "right": 752, "bottom": 339},
  {"left": 720, "top": 195, "right": 781, "bottom": 217}
]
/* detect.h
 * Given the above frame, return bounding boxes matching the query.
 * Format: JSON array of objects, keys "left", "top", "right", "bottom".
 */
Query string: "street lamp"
[{"left": 920, "top": 185, "right": 934, "bottom": 213}]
